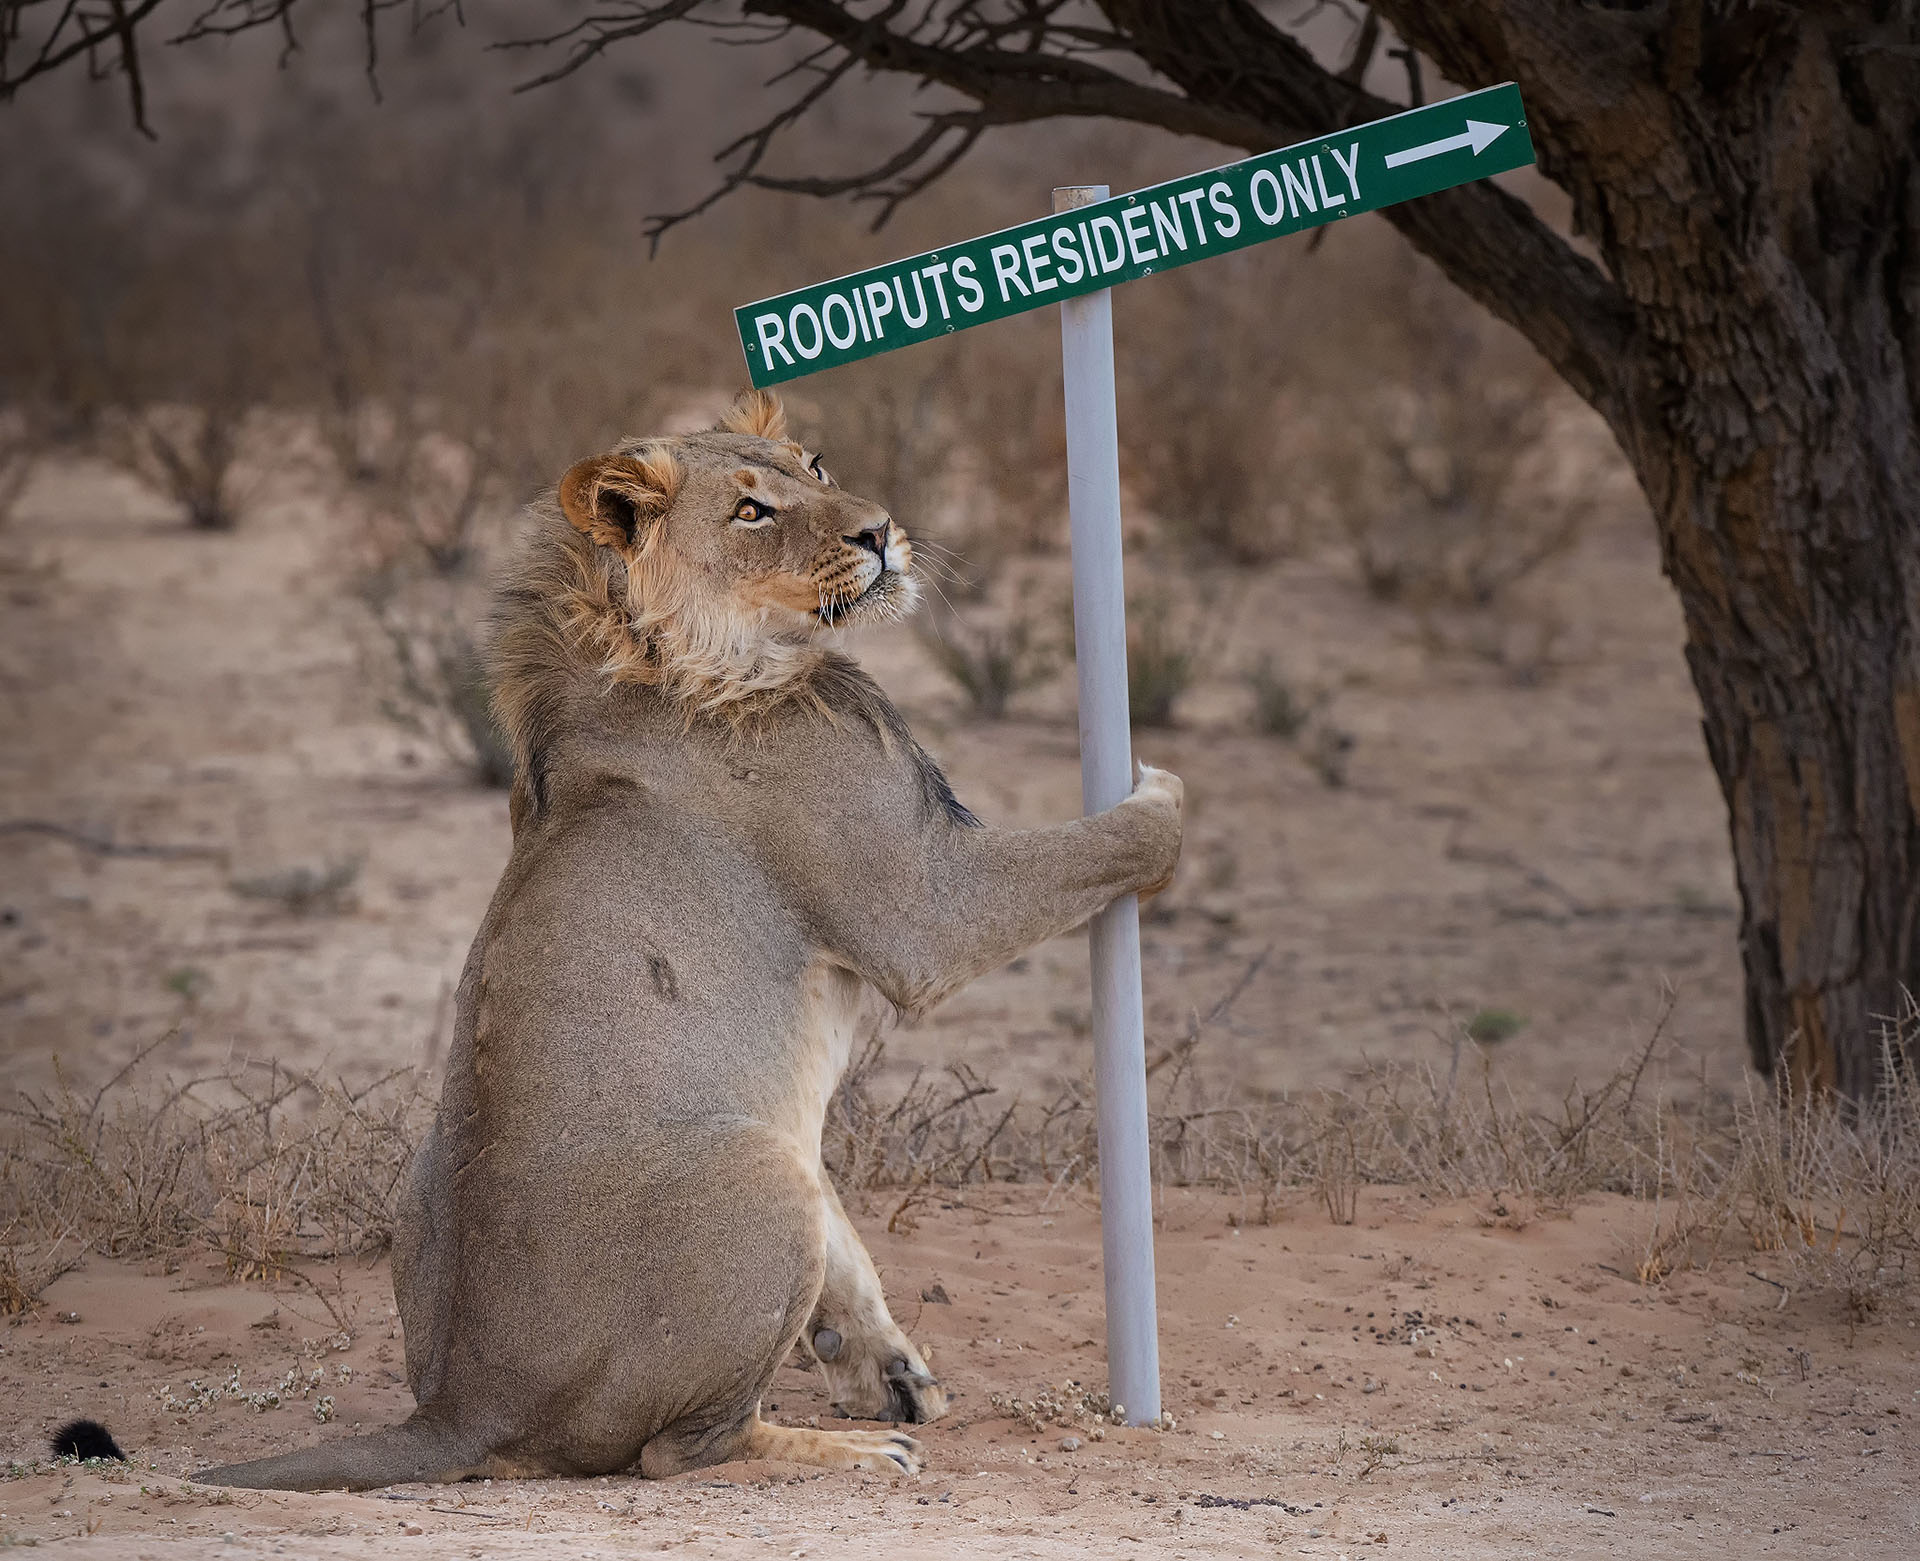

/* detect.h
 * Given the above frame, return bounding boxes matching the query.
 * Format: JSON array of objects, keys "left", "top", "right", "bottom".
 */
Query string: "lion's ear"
[
  {"left": 557, "top": 448, "right": 681, "bottom": 552},
  {"left": 717, "top": 388, "right": 788, "bottom": 442}
]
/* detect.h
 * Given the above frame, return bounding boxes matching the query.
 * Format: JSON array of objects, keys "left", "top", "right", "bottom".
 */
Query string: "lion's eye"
[
  {"left": 732, "top": 498, "right": 775, "bottom": 526},
  {"left": 809, "top": 456, "right": 833, "bottom": 487}
]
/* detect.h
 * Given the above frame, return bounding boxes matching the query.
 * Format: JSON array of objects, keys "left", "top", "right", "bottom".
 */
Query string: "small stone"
[
  {"left": 56, "top": 1311, "right": 81, "bottom": 1325},
  {"left": 1363, "top": 1377, "right": 1380, "bottom": 1394},
  {"left": 1208, "top": 1430, "right": 1226, "bottom": 1441},
  {"left": 402, "top": 1523, "right": 424, "bottom": 1536},
  {"left": 1058, "top": 1436, "right": 1082, "bottom": 1452}
]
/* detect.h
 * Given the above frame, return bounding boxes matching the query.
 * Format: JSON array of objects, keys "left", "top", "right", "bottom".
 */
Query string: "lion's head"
[
  {"left": 491, "top": 392, "right": 920, "bottom": 795},
  {"left": 556, "top": 389, "right": 915, "bottom": 696}
]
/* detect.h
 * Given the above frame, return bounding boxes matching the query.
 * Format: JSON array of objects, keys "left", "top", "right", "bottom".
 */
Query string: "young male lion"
[{"left": 197, "top": 391, "right": 1182, "bottom": 1489}]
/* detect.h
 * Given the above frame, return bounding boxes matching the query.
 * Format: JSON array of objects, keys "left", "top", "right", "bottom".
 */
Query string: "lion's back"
[{"left": 455, "top": 786, "right": 817, "bottom": 1132}]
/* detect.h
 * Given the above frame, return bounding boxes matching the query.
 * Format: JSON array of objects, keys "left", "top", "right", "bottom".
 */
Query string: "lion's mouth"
[{"left": 815, "top": 567, "right": 898, "bottom": 625}]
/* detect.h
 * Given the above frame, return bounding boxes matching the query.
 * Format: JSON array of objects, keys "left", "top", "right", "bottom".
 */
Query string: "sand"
[
  {"left": 5, "top": 447, "right": 1913, "bottom": 1556},
  {"left": 2, "top": 442, "right": 1740, "bottom": 1110},
  {"left": 5, "top": 1191, "right": 1915, "bottom": 1557}
]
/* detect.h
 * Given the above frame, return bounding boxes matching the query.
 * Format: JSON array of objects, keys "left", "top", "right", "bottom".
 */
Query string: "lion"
[{"left": 196, "top": 390, "right": 1183, "bottom": 1490}]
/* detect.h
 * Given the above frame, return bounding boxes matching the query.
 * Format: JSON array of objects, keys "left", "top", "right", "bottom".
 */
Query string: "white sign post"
[{"left": 1054, "top": 184, "right": 1160, "bottom": 1427}]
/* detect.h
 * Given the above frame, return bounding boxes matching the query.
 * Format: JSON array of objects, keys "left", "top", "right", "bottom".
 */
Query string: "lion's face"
[
  {"left": 556, "top": 391, "right": 917, "bottom": 642},
  {"left": 657, "top": 430, "right": 916, "bottom": 630}
]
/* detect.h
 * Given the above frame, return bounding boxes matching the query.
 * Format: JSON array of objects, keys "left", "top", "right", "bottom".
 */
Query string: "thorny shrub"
[{"left": 2, "top": 1033, "right": 428, "bottom": 1325}]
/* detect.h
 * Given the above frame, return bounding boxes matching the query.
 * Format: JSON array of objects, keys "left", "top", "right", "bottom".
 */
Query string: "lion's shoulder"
[{"left": 809, "top": 654, "right": 979, "bottom": 830}]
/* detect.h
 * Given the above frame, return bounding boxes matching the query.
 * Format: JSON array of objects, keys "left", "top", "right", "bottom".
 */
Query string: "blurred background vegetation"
[{"left": 0, "top": 5, "right": 1594, "bottom": 761}]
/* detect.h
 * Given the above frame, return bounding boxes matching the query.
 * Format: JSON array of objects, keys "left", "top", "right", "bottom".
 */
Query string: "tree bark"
[{"left": 1363, "top": 4, "right": 1920, "bottom": 1092}]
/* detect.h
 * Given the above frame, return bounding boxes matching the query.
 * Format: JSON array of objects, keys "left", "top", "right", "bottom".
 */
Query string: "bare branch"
[
  {"left": 0, "top": 0, "right": 168, "bottom": 113},
  {"left": 1338, "top": 9, "right": 1379, "bottom": 85},
  {"left": 0, "top": 0, "right": 1639, "bottom": 426},
  {"left": 1384, "top": 40, "right": 1421, "bottom": 105},
  {"left": 499, "top": 0, "right": 710, "bottom": 91},
  {"left": 1088, "top": 0, "right": 1635, "bottom": 430}
]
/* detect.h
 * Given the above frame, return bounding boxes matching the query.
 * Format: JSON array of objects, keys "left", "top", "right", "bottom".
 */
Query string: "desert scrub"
[
  {"left": 1245, "top": 655, "right": 1323, "bottom": 740},
  {"left": 1303, "top": 720, "right": 1356, "bottom": 788},
  {"left": 106, "top": 403, "right": 258, "bottom": 532},
  {"left": 1244, "top": 654, "right": 1352, "bottom": 785},
  {"left": 1125, "top": 593, "right": 1196, "bottom": 729},
  {"left": 229, "top": 858, "right": 361, "bottom": 917},
  {"left": 1116, "top": 252, "right": 1305, "bottom": 565},
  {"left": 357, "top": 574, "right": 513, "bottom": 787},
  {"left": 1466, "top": 1007, "right": 1526, "bottom": 1045},
  {"left": 1, "top": 1034, "right": 429, "bottom": 1322},
  {"left": 916, "top": 588, "right": 1057, "bottom": 719}
]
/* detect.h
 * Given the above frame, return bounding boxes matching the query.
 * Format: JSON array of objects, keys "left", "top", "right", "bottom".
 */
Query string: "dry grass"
[
  {"left": 825, "top": 978, "right": 1920, "bottom": 1316},
  {"left": 7, "top": 990, "right": 1915, "bottom": 1327},
  {"left": 1, "top": 1033, "right": 428, "bottom": 1325},
  {"left": 1626, "top": 1013, "right": 1920, "bottom": 1318}
]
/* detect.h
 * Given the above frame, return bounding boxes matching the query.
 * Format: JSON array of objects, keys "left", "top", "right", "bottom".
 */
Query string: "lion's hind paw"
[{"left": 746, "top": 1419, "right": 924, "bottom": 1475}]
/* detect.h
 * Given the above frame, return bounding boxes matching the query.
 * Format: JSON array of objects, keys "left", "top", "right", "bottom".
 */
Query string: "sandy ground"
[
  {"left": 1, "top": 443, "right": 1741, "bottom": 1111},
  {"left": 5, "top": 1191, "right": 1916, "bottom": 1558},
  {"left": 8, "top": 444, "right": 1894, "bottom": 1556}
]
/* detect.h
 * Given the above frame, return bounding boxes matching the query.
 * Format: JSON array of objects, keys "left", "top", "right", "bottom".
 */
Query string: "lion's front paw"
[
  {"left": 1127, "top": 760, "right": 1184, "bottom": 897},
  {"left": 1130, "top": 760, "right": 1184, "bottom": 815}
]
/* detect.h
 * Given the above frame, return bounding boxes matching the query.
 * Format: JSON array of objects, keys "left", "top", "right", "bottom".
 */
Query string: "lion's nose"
[{"left": 845, "top": 517, "right": 890, "bottom": 559}]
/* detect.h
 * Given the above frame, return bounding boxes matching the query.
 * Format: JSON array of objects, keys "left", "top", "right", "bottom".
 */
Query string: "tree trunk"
[
  {"left": 1679, "top": 452, "right": 1920, "bottom": 1097},
  {"left": 1358, "top": 4, "right": 1920, "bottom": 1094}
]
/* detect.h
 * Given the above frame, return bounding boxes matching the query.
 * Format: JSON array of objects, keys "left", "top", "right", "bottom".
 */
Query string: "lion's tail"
[{"left": 194, "top": 1412, "right": 489, "bottom": 1492}]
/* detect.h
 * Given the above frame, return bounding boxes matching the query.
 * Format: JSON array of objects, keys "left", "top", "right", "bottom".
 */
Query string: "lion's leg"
[
  {"left": 635, "top": 1163, "right": 926, "bottom": 1478},
  {"left": 804, "top": 1174, "right": 949, "bottom": 1424},
  {"left": 639, "top": 1409, "right": 921, "bottom": 1478},
  {"left": 390, "top": 1117, "right": 450, "bottom": 1403}
]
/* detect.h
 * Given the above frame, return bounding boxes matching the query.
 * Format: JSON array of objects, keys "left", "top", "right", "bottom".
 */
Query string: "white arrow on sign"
[{"left": 1382, "top": 118, "right": 1510, "bottom": 169}]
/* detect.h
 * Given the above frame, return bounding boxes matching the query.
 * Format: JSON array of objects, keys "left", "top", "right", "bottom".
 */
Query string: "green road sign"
[{"left": 734, "top": 82, "right": 1534, "bottom": 387}]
